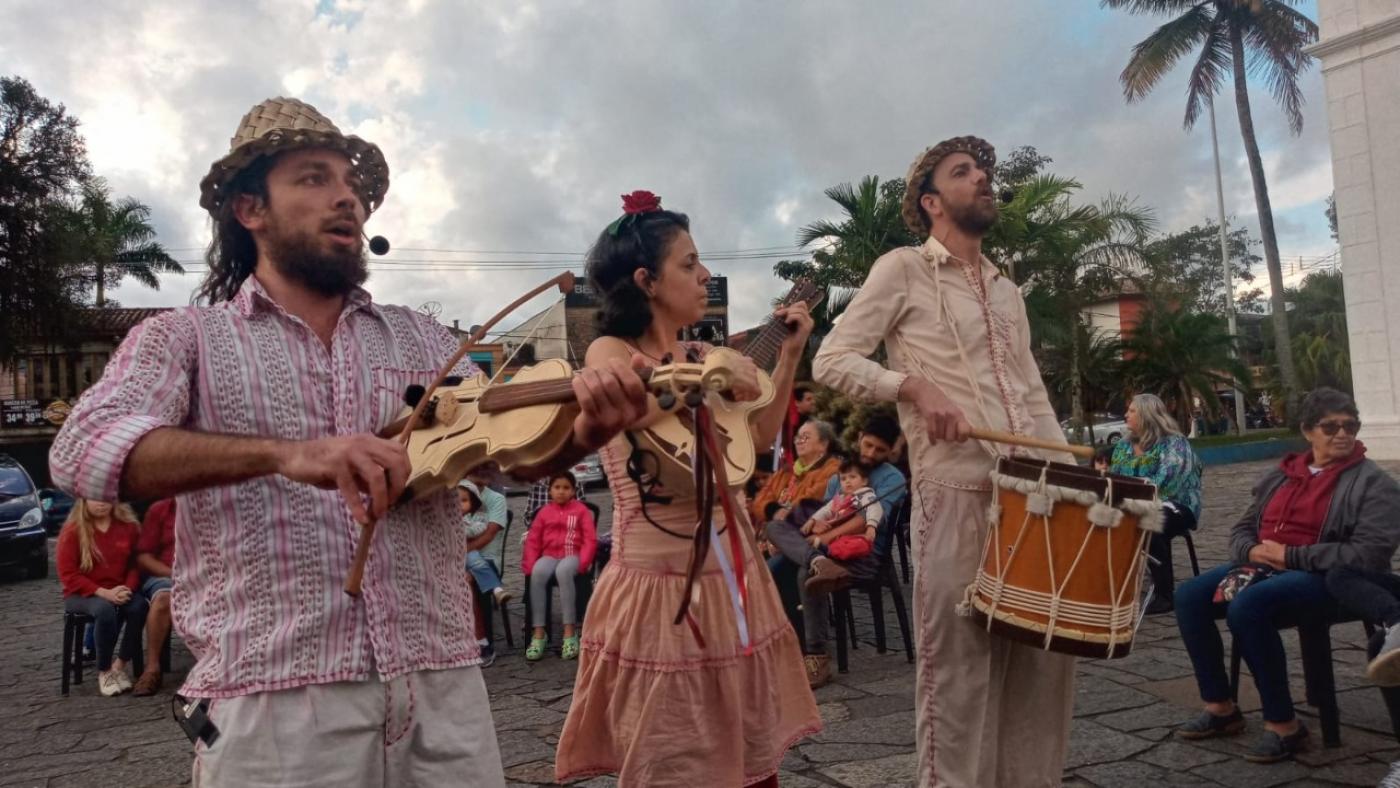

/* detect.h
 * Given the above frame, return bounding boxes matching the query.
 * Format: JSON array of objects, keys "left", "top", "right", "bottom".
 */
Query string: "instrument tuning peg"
[
  {"left": 683, "top": 387, "right": 704, "bottom": 409},
  {"left": 656, "top": 391, "right": 677, "bottom": 411}
]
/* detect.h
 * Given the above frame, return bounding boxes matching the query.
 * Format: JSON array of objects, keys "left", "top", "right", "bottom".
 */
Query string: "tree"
[
  {"left": 0, "top": 76, "right": 91, "bottom": 363},
  {"left": 1104, "top": 0, "right": 1319, "bottom": 416},
  {"left": 1286, "top": 269, "right": 1349, "bottom": 393},
  {"left": 57, "top": 177, "right": 182, "bottom": 306},
  {"left": 1140, "top": 219, "right": 1259, "bottom": 313},
  {"left": 1032, "top": 314, "right": 1125, "bottom": 442},
  {"left": 987, "top": 173, "right": 1155, "bottom": 432},
  {"left": 773, "top": 175, "right": 916, "bottom": 340},
  {"left": 1120, "top": 294, "right": 1252, "bottom": 428},
  {"left": 1325, "top": 193, "right": 1338, "bottom": 242}
]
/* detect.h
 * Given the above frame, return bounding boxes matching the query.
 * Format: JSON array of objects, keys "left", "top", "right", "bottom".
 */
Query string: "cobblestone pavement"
[{"left": 3, "top": 461, "right": 1398, "bottom": 787}]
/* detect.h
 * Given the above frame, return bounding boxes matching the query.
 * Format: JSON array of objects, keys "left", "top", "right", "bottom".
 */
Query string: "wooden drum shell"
[{"left": 968, "top": 457, "right": 1158, "bottom": 660}]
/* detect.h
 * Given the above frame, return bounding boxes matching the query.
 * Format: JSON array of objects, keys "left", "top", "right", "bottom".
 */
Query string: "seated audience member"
[
  {"left": 58, "top": 499, "right": 149, "bottom": 697},
  {"left": 820, "top": 414, "right": 906, "bottom": 545},
  {"left": 522, "top": 472, "right": 596, "bottom": 662},
  {"left": 766, "top": 459, "right": 901, "bottom": 688},
  {"left": 132, "top": 498, "right": 176, "bottom": 695},
  {"left": 750, "top": 420, "right": 841, "bottom": 526},
  {"left": 1110, "top": 393, "right": 1203, "bottom": 613},
  {"left": 1172, "top": 387, "right": 1400, "bottom": 763},
  {"left": 457, "top": 478, "right": 512, "bottom": 666}
]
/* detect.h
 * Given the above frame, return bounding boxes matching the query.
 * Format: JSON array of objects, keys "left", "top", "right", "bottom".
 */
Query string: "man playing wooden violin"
[{"left": 49, "top": 97, "right": 647, "bottom": 788}]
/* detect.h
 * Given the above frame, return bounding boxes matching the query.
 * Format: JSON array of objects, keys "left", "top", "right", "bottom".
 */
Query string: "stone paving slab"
[{"left": 3, "top": 460, "right": 1399, "bottom": 786}]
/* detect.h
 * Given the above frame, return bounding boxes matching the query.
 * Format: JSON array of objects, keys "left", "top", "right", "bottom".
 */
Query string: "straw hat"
[
  {"left": 198, "top": 97, "right": 389, "bottom": 215},
  {"left": 901, "top": 135, "right": 996, "bottom": 237}
]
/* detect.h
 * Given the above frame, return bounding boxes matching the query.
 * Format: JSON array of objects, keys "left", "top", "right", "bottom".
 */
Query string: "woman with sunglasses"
[{"left": 1172, "top": 387, "right": 1400, "bottom": 764}]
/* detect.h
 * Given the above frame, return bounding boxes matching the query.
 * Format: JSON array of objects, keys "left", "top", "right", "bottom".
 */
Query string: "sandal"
[
  {"left": 561, "top": 635, "right": 580, "bottom": 661},
  {"left": 525, "top": 636, "right": 547, "bottom": 661}
]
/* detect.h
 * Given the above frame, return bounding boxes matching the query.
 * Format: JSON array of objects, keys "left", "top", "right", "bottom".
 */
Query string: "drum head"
[{"left": 996, "top": 456, "right": 1155, "bottom": 506}]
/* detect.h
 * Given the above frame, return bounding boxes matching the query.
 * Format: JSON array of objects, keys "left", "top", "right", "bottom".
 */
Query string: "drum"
[{"left": 963, "top": 456, "right": 1161, "bottom": 659}]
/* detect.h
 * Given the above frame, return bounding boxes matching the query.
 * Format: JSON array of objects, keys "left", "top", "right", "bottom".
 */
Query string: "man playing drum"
[{"left": 813, "top": 136, "right": 1076, "bottom": 787}]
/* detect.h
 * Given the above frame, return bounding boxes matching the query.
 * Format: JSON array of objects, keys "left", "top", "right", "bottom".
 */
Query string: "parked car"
[
  {"left": 0, "top": 455, "right": 49, "bottom": 579},
  {"left": 39, "top": 488, "right": 76, "bottom": 535},
  {"left": 570, "top": 454, "right": 606, "bottom": 487},
  {"left": 496, "top": 454, "right": 606, "bottom": 496},
  {"left": 1061, "top": 416, "right": 1128, "bottom": 447}
]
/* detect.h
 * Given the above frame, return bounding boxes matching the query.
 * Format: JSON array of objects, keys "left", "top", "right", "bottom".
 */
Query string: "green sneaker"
[
  {"left": 561, "top": 635, "right": 580, "bottom": 661},
  {"left": 525, "top": 636, "right": 547, "bottom": 661}
]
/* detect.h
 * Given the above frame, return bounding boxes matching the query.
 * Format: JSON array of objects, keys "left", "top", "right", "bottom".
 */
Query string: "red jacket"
[
  {"left": 1259, "top": 443, "right": 1368, "bottom": 547},
  {"left": 137, "top": 498, "right": 176, "bottom": 570},
  {"left": 57, "top": 521, "right": 141, "bottom": 597},
  {"left": 523, "top": 499, "right": 597, "bottom": 575}
]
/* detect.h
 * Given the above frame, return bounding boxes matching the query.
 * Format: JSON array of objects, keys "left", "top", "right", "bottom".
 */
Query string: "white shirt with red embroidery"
[{"left": 50, "top": 277, "right": 480, "bottom": 698}]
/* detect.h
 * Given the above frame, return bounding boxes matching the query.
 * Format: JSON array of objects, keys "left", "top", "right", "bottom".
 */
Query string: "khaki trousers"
[{"left": 192, "top": 665, "right": 504, "bottom": 788}]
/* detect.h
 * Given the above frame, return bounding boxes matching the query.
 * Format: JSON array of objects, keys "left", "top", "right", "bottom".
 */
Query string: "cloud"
[{"left": 2, "top": 0, "right": 1336, "bottom": 329}]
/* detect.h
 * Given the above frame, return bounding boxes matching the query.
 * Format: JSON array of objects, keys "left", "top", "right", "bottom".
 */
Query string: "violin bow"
[{"left": 344, "top": 271, "right": 577, "bottom": 596}]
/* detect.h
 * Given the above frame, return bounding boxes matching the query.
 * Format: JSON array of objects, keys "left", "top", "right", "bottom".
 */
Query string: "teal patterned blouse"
[{"left": 1108, "top": 433, "right": 1203, "bottom": 520}]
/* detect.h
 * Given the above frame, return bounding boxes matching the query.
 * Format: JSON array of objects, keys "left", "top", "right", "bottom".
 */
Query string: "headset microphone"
[{"left": 362, "top": 232, "right": 391, "bottom": 256}]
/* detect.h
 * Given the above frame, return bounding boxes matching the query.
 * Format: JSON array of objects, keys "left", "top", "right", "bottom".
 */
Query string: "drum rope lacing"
[{"left": 958, "top": 465, "right": 1161, "bottom": 653}]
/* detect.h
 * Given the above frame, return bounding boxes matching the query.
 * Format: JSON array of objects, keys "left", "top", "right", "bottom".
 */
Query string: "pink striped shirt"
[{"left": 49, "top": 277, "right": 481, "bottom": 698}]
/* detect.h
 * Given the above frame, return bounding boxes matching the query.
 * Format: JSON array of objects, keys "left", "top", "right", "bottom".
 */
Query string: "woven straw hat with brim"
[
  {"left": 198, "top": 97, "right": 389, "bottom": 216},
  {"left": 901, "top": 135, "right": 996, "bottom": 238}
]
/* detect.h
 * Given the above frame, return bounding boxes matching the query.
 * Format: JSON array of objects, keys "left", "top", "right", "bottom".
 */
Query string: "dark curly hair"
[
  {"left": 585, "top": 209, "right": 691, "bottom": 338},
  {"left": 195, "top": 154, "right": 279, "bottom": 304},
  {"left": 860, "top": 414, "right": 901, "bottom": 447},
  {"left": 1297, "top": 387, "right": 1358, "bottom": 430}
]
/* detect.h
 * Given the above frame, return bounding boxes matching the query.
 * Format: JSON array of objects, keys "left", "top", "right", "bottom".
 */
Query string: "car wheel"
[{"left": 27, "top": 555, "right": 48, "bottom": 580}]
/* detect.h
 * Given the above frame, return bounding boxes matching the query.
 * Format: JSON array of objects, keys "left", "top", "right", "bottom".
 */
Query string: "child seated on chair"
[
  {"left": 522, "top": 471, "right": 596, "bottom": 662},
  {"left": 802, "top": 459, "right": 884, "bottom": 563}
]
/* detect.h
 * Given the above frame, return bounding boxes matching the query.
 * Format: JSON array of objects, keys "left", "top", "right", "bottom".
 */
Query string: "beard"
[
  {"left": 946, "top": 195, "right": 1000, "bottom": 236},
  {"left": 264, "top": 213, "right": 368, "bottom": 297}
]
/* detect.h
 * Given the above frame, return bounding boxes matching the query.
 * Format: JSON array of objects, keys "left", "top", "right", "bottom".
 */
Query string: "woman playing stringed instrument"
[{"left": 555, "top": 192, "right": 821, "bottom": 787}]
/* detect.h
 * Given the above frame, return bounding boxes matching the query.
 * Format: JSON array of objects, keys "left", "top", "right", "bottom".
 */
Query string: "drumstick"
[{"left": 969, "top": 427, "right": 1095, "bottom": 460}]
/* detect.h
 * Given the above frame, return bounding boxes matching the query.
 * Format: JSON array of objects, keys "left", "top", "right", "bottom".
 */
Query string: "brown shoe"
[
  {"left": 804, "top": 556, "right": 851, "bottom": 595},
  {"left": 131, "top": 671, "right": 162, "bottom": 697},
  {"left": 803, "top": 654, "right": 831, "bottom": 689}
]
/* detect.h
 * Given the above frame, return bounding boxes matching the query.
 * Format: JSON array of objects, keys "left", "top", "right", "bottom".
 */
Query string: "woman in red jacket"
[
  {"left": 57, "top": 499, "right": 149, "bottom": 696},
  {"left": 522, "top": 471, "right": 596, "bottom": 662}
]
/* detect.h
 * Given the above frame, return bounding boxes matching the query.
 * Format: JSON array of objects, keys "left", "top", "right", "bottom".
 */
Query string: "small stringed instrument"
[
  {"left": 636, "top": 279, "right": 825, "bottom": 492},
  {"left": 398, "top": 352, "right": 754, "bottom": 499}
]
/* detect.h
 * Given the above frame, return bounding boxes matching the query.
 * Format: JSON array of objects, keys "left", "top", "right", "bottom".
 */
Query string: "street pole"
[{"left": 1209, "top": 96, "right": 1247, "bottom": 435}]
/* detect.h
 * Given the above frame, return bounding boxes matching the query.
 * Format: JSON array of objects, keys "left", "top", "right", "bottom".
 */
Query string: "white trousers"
[
  {"left": 912, "top": 481, "right": 1076, "bottom": 788},
  {"left": 192, "top": 665, "right": 505, "bottom": 788}
]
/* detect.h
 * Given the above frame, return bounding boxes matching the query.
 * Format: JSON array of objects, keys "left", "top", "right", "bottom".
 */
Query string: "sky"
[{"left": 1, "top": 0, "right": 1337, "bottom": 335}]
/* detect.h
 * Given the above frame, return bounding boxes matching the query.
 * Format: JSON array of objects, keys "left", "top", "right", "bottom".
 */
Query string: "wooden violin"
[
  {"left": 397, "top": 351, "right": 755, "bottom": 499},
  {"left": 635, "top": 279, "right": 825, "bottom": 492}
]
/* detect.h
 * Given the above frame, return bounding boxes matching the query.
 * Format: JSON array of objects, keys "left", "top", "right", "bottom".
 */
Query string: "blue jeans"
[
  {"left": 1175, "top": 563, "right": 1333, "bottom": 722},
  {"left": 64, "top": 593, "right": 149, "bottom": 672},
  {"left": 465, "top": 551, "right": 502, "bottom": 593}
]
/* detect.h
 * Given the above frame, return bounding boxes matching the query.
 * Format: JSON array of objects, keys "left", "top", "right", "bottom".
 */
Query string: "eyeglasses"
[
  {"left": 794, "top": 433, "right": 812, "bottom": 443},
  {"left": 1315, "top": 419, "right": 1361, "bottom": 436}
]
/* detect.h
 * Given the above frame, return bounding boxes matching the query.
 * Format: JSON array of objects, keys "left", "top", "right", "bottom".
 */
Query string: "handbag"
[{"left": 1213, "top": 562, "right": 1276, "bottom": 604}]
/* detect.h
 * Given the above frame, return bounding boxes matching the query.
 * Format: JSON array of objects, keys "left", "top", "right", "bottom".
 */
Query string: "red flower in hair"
[{"left": 621, "top": 190, "right": 662, "bottom": 215}]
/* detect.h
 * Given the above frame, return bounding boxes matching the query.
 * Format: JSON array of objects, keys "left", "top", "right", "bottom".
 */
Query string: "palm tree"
[
  {"left": 1287, "top": 269, "right": 1350, "bottom": 392},
  {"left": 60, "top": 178, "right": 182, "bottom": 306},
  {"left": 771, "top": 175, "right": 917, "bottom": 346},
  {"left": 982, "top": 174, "right": 1157, "bottom": 435},
  {"left": 1103, "top": 0, "right": 1318, "bottom": 416},
  {"left": 1120, "top": 295, "right": 1252, "bottom": 429},
  {"left": 1033, "top": 317, "right": 1125, "bottom": 442}
]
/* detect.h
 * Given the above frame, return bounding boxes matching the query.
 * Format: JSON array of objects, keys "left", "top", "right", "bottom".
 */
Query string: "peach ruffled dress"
[{"left": 555, "top": 359, "right": 821, "bottom": 786}]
